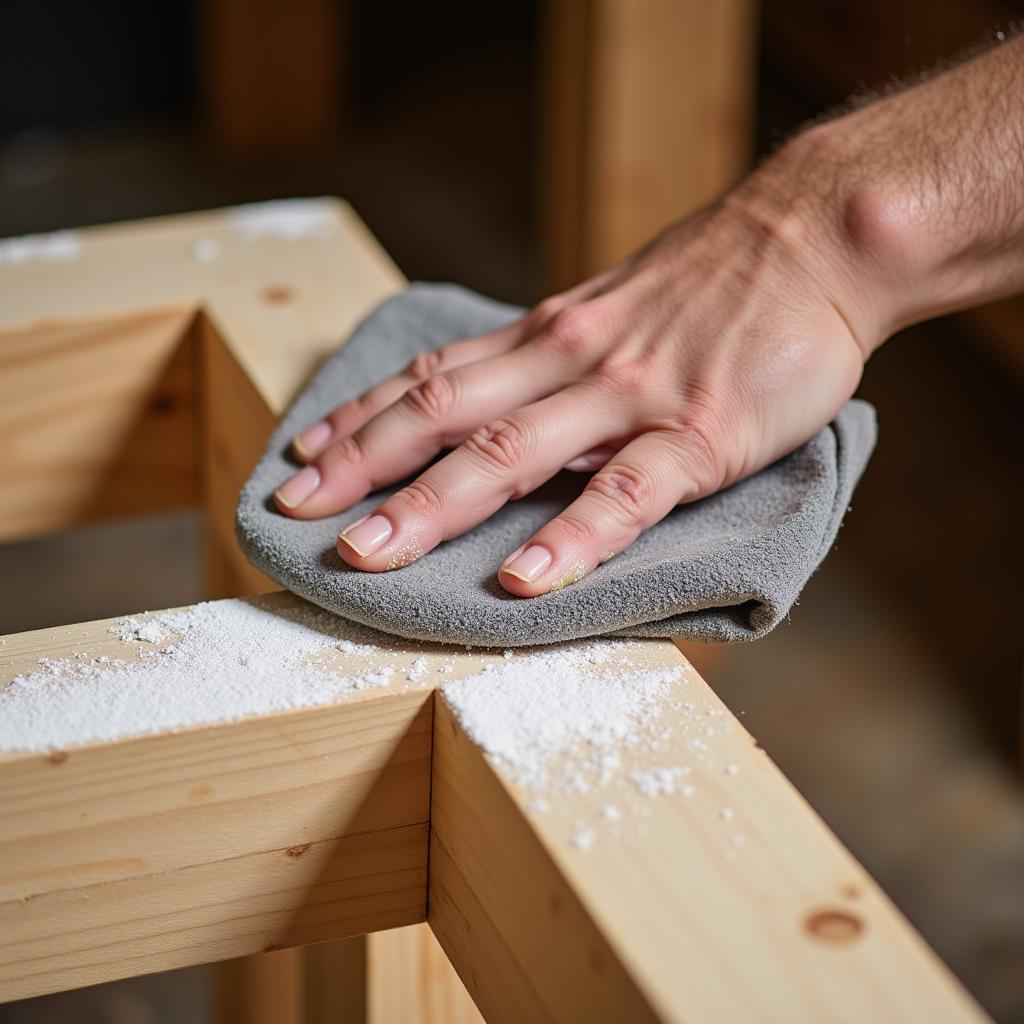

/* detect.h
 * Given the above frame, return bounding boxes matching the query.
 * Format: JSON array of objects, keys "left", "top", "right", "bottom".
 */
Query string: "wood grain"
[
  {"left": 542, "top": 0, "right": 756, "bottom": 290},
  {"left": 202, "top": 0, "right": 342, "bottom": 154},
  {"left": 0, "top": 199, "right": 402, "bottom": 414},
  {"left": 0, "top": 821, "right": 426, "bottom": 1003},
  {"left": 200, "top": 313, "right": 280, "bottom": 599},
  {"left": 0, "top": 308, "right": 197, "bottom": 541},
  {"left": 368, "top": 926, "right": 484, "bottom": 1024},
  {"left": 0, "top": 605, "right": 433, "bottom": 1003},
  {"left": 430, "top": 652, "right": 986, "bottom": 1023},
  {"left": 0, "top": 199, "right": 401, "bottom": 546}
]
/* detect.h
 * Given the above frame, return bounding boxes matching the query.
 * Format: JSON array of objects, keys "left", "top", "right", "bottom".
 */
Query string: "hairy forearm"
[{"left": 734, "top": 33, "right": 1024, "bottom": 355}]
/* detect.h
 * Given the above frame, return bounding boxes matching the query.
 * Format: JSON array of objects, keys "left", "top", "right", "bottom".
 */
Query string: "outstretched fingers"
[
  {"left": 334, "top": 385, "right": 630, "bottom": 571},
  {"left": 274, "top": 338, "right": 584, "bottom": 518}
]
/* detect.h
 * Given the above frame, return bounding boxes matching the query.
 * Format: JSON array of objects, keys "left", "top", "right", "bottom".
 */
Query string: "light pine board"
[
  {"left": 0, "top": 595, "right": 985, "bottom": 1019},
  {"left": 541, "top": 0, "right": 756, "bottom": 289},
  {"left": 0, "top": 308, "right": 198, "bottom": 541},
  {"left": 200, "top": 311, "right": 280, "bottom": 598},
  {"left": 0, "top": 197, "right": 402, "bottom": 414},
  {"left": 0, "top": 597, "right": 492, "bottom": 1009},
  {"left": 0, "top": 604, "right": 434, "bottom": 1002},
  {"left": 430, "top": 663, "right": 986, "bottom": 1024}
]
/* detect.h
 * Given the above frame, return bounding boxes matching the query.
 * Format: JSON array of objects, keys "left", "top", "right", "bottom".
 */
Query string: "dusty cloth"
[{"left": 236, "top": 284, "right": 877, "bottom": 646}]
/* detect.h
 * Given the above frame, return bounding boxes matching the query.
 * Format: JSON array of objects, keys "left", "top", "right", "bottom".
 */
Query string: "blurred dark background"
[{"left": 1, "top": 1, "right": 1022, "bottom": 1021}]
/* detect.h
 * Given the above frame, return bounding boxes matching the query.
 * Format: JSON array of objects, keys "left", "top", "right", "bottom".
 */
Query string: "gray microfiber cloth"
[{"left": 236, "top": 283, "right": 877, "bottom": 647}]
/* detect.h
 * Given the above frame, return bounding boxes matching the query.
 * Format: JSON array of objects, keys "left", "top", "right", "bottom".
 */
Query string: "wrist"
[{"left": 727, "top": 122, "right": 930, "bottom": 357}]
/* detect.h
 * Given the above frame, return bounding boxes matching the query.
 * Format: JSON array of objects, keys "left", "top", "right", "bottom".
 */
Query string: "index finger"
[{"left": 291, "top": 322, "right": 526, "bottom": 461}]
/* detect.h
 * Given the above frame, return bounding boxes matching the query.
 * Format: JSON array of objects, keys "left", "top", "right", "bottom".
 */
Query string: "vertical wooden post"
[
  {"left": 367, "top": 928, "right": 484, "bottom": 1024},
  {"left": 201, "top": 0, "right": 345, "bottom": 155},
  {"left": 295, "top": 930, "right": 484, "bottom": 1023},
  {"left": 541, "top": 0, "right": 758, "bottom": 291},
  {"left": 214, "top": 949, "right": 306, "bottom": 1024},
  {"left": 303, "top": 939, "right": 368, "bottom": 1024}
]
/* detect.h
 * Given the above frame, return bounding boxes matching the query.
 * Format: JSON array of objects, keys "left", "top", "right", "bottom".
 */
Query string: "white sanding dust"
[
  {"left": 0, "top": 229, "right": 80, "bottom": 266},
  {"left": 0, "top": 599, "right": 426, "bottom": 754},
  {"left": 3, "top": 600, "right": 747, "bottom": 854},
  {"left": 443, "top": 646, "right": 751, "bottom": 854},
  {"left": 443, "top": 643, "right": 684, "bottom": 793},
  {"left": 227, "top": 198, "right": 337, "bottom": 242}
]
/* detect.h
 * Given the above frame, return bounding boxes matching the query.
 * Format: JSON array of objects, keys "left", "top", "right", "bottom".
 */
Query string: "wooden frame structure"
[{"left": 0, "top": 202, "right": 986, "bottom": 1022}]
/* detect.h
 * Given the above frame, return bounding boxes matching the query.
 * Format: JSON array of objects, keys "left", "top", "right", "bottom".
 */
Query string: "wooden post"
[
  {"left": 541, "top": 0, "right": 757, "bottom": 291},
  {"left": 201, "top": 0, "right": 344, "bottom": 155}
]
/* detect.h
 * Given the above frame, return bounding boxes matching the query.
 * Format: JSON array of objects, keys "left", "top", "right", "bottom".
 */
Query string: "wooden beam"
[
  {"left": 0, "top": 590, "right": 984, "bottom": 1016},
  {"left": 0, "top": 593, "right": 512, "bottom": 1008},
  {"left": 0, "top": 600, "right": 432, "bottom": 1003},
  {"left": 200, "top": 313, "right": 280, "bottom": 599},
  {"left": 0, "top": 198, "right": 401, "bottom": 548},
  {"left": 0, "top": 308, "right": 198, "bottom": 542},
  {"left": 541, "top": 0, "right": 757, "bottom": 290},
  {"left": 0, "top": 199, "right": 403, "bottom": 414},
  {"left": 429, "top": 651, "right": 985, "bottom": 1023}
]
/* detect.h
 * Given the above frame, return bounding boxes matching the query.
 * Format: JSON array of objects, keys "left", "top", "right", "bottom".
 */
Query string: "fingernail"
[
  {"left": 504, "top": 543, "right": 526, "bottom": 565},
  {"left": 293, "top": 421, "right": 332, "bottom": 459},
  {"left": 564, "top": 447, "right": 614, "bottom": 472},
  {"left": 500, "top": 545, "right": 553, "bottom": 582},
  {"left": 338, "top": 514, "right": 393, "bottom": 557},
  {"left": 275, "top": 465, "right": 320, "bottom": 509}
]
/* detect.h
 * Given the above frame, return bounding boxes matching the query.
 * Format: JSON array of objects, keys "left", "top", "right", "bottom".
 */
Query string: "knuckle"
[
  {"left": 464, "top": 417, "right": 530, "bottom": 473},
  {"left": 337, "top": 390, "right": 374, "bottom": 425},
  {"left": 541, "top": 303, "right": 602, "bottom": 360},
  {"left": 393, "top": 478, "right": 446, "bottom": 519},
  {"left": 585, "top": 463, "right": 654, "bottom": 526},
  {"left": 527, "top": 295, "right": 563, "bottom": 328},
  {"left": 401, "top": 372, "right": 459, "bottom": 424},
  {"left": 589, "top": 354, "right": 652, "bottom": 395},
  {"left": 665, "top": 410, "right": 729, "bottom": 490},
  {"left": 407, "top": 349, "right": 443, "bottom": 381},
  {"left": 317, "top": 433, "right": 365, "bottom": 472},
  {"left": 555, "top": 513, "right": 598, "bottom": 546}
]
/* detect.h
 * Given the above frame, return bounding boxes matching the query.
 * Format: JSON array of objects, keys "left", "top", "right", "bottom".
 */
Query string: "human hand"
[{"left": 273, "top": 169, "right": 872, "bottom": 597}]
